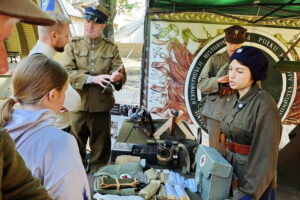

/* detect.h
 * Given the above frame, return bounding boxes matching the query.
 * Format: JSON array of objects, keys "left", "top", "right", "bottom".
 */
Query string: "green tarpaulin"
[{"left": 149, "top": 0, "right": 300, "bottom": 23}]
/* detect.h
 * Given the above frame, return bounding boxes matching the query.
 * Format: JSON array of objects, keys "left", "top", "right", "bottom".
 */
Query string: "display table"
[
  {"left": 116, "top": 118, "right": 189, "bottom": 144},
  {"left": 114, "top": 118, "right": 202, "bottom": 200}
]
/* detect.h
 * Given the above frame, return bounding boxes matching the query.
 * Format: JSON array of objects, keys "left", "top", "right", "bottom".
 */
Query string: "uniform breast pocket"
[
  {"left": 207, "top": 95, "right": 216, "bottom": 101},
  {"left": 74, "top": 49, "right": 89, "bottom": 70},
  {"left": 231, "top": 119, "right": 253, "bottom": 144},
  {"left": 98, "top": 54, "right": 113, "bottom": 73}
]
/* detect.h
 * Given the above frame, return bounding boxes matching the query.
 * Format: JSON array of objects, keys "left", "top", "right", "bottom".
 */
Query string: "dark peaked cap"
[
  {"left": 224, "top": 25, "right": 247, "bottom": 44},
  {"left": 84, "top": 5, "right": 111, "bottom": 24},
  {"left": 0, "top": 0, "right": 55, "bottom": 26}
]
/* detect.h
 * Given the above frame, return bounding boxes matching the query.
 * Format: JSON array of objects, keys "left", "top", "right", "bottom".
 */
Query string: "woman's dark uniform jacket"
[{"left": 221, "top": 85, "right": 282, "bottom": 200}]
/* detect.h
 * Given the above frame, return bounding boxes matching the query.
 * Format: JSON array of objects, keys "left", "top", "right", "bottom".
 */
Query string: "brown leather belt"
[{"left": 226, "top": 140, "right": 250, "bottom": 155}]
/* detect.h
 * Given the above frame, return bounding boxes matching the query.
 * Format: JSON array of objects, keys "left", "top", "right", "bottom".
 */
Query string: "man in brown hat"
[
  {"left": 198, "top": 25, "right": 247, "bottom": 150},
  {"left": 0, "top": 0, "right": 55, "bottom": 199},
  {"left": 0, "top": 0, "right": 55, "bottom": 74},
  {"left": 62, "top": 5, "right": 126, "bottom": 173}
]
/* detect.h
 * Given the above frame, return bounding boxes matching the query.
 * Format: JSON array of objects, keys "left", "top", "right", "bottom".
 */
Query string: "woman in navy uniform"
[{"left": 221, "top": 46, "right": 282, "bottom": 200}]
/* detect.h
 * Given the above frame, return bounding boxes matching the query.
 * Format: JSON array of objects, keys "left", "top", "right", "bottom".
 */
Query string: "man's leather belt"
[{"left": 226, "top": 140, "right": 250, "bottom": 155}]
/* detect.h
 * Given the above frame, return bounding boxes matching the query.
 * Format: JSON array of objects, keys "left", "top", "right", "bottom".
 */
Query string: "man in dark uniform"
[
  {"left": 62, "top": 5, "right": 126, "bottom": 173},
  {"left": 0, "top": 0, "right": 55, "bottom": 198},
  {"left": 198, "top": 25, "right": 247, "bottom": 150}
]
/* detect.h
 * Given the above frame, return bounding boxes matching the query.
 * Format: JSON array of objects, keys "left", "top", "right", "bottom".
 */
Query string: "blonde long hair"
[{"left": 0, "top": 54, "right": 68, "bottom": 125}]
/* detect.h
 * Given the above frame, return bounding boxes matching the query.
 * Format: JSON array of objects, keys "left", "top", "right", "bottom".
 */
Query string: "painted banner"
[{"left": 143, "top": 12, "right": 300, "bottom": 147}]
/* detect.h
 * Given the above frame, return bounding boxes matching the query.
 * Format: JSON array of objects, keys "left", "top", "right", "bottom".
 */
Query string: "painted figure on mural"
[
  {"left": 62, "top": 5, "right": 126, "bottom": 174},
  {"left": 198, "top": 25, "right": 247, "bottom": 150},
  {"left": 221, "top": 46, "right": 282, "bottom": 200},
  {"left": 150, "top": 24, "right": 196, "bottom": 122}
]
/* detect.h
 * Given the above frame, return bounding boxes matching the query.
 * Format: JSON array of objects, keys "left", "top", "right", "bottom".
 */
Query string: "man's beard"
[{"left": 54, "top": 46, "right": 65, "bottom": 53}]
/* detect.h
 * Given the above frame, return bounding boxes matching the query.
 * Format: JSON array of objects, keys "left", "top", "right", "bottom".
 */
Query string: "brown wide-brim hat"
[{"left": 0, "top": 0, "right": 55, "bottom": 26}]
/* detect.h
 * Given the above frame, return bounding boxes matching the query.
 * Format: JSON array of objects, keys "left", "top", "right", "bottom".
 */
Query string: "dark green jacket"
[
  {"left": 62, "top": 36, "right": 127, "bottom": 112},
  {"left": 198, "top": 51, "right": 230, "bottom": 121},
  {"left": 0, "top": 127, "right": 52, "bottom": 200},
  {"left": 221, "top": 85, "right": 282, "bottom": 200}
]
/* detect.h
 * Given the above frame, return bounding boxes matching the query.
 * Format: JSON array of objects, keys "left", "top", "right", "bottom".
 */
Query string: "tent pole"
[{"left": 253, "top": 0, "right": 296, "bottom": 23}]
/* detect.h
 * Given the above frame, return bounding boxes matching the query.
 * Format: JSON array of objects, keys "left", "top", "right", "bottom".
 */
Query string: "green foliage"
[
  {"left": 116, "top": 0, "right": 139, "bottom": 13},
  {"left": 119, "top": 0, "right": 138, "bottom": 9}
]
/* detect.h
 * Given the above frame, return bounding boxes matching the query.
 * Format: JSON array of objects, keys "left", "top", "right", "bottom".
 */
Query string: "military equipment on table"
[
  {"left": 111, "top": 142, "right": 135, "bottom": 162},
  {"left": 195, "top": 145, "right": 232, "bottom": 200},
  {"left": 111, "top": 142, "right": 158, "bottom": 164},
  {"left": 123, "top": 108, "right": 155, "bottom": 142},
  {"left": 132, "top": 144, "right": 158, "bottom": 164}
]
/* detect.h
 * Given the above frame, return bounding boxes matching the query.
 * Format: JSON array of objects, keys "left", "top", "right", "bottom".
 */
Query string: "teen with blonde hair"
[{"left": 0, "top": 54, "right": 91, "bottom": 200}]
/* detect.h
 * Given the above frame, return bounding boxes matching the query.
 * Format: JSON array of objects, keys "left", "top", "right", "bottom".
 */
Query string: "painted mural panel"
[{"left": 144, "top": 12, "right": 300, "bottom": 147}]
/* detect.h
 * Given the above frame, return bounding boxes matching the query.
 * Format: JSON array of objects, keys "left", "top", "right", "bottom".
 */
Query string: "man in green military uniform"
[
  {"left": 62, "top": 5, "right": 126, "bottom": 173},
  {"left": 0, "top": 0, "right": 54, "bottom": 199},
  {"left": 198, "top": 25, "right": 247, "bottom": 150}
]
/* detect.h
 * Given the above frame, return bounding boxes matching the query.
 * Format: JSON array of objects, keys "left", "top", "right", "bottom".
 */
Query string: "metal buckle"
[{"left": 226, "top": 139, "right": 231, "bottom": 144}]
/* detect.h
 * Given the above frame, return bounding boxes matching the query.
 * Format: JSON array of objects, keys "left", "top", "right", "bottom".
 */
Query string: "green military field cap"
[
  {"left": 84, "top": 5, "right": 111, "bottom": 24},
  {"left": 224, "top": 25, "right": 247, "bottom": 44}
]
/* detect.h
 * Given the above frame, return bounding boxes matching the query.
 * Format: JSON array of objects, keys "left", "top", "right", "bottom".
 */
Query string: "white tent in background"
[
  {"left": 57, "top": 0, "right": 84, "bottom": 36},
  {"left": 114, "top": 19, "right": 144, "bottom": 43}
]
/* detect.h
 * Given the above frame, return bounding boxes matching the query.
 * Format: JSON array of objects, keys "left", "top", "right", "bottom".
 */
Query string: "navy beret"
[
  {"left": 84, "top": 6, "right": 110, "bottom": 24},
  {"left": 230, "top": 46, "right": 268, "bottom": 81}
]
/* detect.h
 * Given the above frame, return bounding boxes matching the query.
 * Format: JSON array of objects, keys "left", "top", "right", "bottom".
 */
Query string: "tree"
[
  {"left": 99, "top": 0, "right": 139, "bottom": 41},
  {"left": 98, "top": 0, "right": 116, "bottom": 41}
]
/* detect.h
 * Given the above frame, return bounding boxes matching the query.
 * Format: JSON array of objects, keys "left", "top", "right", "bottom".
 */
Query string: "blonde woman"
[{"left": 0, "top": 55, "right": 90, "bottom": 200}]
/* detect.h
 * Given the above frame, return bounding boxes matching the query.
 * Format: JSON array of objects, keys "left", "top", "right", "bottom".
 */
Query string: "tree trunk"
[{"left": 98, "top": 0, "right": 116, "bottom": 41}]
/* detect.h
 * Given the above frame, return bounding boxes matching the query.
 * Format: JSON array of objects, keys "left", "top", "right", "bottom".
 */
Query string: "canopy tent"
[
  {"left": 142, "top": 0, "right": 300, "bottom": 148},
  {"left": 148, "top": 0, "right": 300, "bottom": 23}
]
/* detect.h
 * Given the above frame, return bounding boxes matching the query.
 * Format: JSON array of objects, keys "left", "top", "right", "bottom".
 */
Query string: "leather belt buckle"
[
  {"left": 226, "top": 139, "right": 234, "bottom": 152},
  {"left": 226, "top": 139, "right": 231, "bottom": 144}
]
